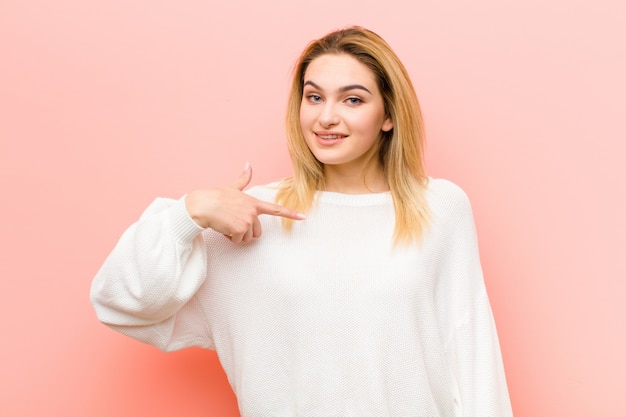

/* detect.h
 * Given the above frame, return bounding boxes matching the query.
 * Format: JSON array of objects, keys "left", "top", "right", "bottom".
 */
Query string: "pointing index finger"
[{"left": 256, "top": 200, "right": 306, "bottom": 220}]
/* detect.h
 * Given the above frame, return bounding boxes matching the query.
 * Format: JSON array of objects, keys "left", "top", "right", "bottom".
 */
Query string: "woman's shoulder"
[
  {"left": 427, "top": 177, "right": 470, "bottom": 201},
  {"left": 426, "top": 177, "right": 474, "bottom": 219}
]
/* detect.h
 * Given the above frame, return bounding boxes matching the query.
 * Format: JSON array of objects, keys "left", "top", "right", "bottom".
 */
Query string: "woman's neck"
[{"left": 322, "top": 162, "right": 388, "bottom": 194}]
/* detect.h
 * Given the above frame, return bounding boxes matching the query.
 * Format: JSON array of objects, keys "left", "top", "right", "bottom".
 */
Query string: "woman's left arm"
[{"left": 437, "top": 184, "right": 513, "bottom": 416}]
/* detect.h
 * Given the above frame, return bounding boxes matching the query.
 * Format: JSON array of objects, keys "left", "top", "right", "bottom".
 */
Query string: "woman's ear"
[{"left": 382, "top": 115, "right": 394, "bottom": 132}]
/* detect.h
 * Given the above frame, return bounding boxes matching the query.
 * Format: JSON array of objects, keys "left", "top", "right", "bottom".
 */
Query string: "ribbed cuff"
[{"left": 167, "top": 196, "right": 206, "bottom": 243}]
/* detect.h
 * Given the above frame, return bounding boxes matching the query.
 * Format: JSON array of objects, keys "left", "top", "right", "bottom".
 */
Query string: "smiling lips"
[{"left": 315, "top": 131, "right": 348, "bottom": 145}]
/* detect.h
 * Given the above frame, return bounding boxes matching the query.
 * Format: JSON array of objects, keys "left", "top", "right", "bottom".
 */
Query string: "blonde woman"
[{"left": 91, "top": 26, "right": 513, "bottom": 416}]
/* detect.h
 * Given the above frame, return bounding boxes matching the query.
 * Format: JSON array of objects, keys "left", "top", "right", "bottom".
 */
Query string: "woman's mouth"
[{"left": 315, "top": 132, "right": 347, "bottom": 145}]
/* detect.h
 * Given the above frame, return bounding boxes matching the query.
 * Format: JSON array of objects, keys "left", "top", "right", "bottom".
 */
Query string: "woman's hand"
[{"left": 185, "top": 164, "right": 305, "bottom": 243}]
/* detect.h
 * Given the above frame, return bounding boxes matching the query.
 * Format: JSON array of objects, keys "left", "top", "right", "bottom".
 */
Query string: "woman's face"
[{"left": 299, "top": 53, "right": 393, "bottom": 171}]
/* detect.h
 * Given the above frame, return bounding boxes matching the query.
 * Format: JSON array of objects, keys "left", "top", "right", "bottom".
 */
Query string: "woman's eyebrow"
[{"left": 303, "top": 80, "right": 372, "bottom": 95}]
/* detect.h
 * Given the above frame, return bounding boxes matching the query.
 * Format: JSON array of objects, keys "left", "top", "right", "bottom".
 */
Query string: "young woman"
[{"left": 91, "top": 26, "right": 513, "bottom": 416}]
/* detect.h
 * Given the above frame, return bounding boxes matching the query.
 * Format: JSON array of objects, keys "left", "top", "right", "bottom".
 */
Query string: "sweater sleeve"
[
  {"left": 436, "top": 184, "right": 513, "bottom": 416},
  {"left": 90, "top": 196, "right": 214, "bottom": 351}
]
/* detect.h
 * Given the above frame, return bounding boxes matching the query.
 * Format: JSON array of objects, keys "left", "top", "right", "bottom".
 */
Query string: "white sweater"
[{"left": 90, "top": 178, "right": 513, "bottom": 417}]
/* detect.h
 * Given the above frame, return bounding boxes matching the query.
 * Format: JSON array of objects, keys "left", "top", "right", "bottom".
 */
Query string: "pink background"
[{"left": 1, "top": 0, "right": 625, "bottom": 416}]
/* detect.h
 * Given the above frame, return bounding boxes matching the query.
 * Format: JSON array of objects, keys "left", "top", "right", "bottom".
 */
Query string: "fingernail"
[
  {"left": 296, "top": 213, "right": 306, "bottom": 220},
  {"left": 243, "top": 161, "right": 250, "bottom": 172}
]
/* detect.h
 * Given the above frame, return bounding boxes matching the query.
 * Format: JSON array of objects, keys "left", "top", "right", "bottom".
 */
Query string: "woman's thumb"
[{"left": 229, "top": 162, "right": 252, "bottom": 190}]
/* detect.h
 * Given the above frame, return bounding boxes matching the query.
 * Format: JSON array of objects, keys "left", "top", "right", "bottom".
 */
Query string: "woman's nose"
[{"left": 318, "top": 103, "right": 339, "bottom": 128}]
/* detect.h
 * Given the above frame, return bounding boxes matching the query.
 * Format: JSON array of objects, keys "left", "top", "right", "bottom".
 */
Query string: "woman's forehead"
[{"left": 303, "top": 54, "right": 378, "bottom": 90}]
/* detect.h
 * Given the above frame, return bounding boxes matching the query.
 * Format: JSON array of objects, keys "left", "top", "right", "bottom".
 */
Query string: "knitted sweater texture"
[{"left": 90, "top": 178, "right": 513, "bottom": 417}]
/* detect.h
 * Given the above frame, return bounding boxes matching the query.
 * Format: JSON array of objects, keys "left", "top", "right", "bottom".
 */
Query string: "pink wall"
[{"left": 1, "top": 1, "right": 624, "bottom": 415}]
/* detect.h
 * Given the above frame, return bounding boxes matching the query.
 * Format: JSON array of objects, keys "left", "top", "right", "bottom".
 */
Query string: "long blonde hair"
[{"left": 276, "top": 26, "right": 430, "bottom": 244}]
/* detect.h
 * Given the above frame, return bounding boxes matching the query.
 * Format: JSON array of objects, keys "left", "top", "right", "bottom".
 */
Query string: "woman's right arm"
[
  {"left": 90, "top": 165, "right": 305, "bottom": 351},
  {"left": 90, "top": 196, "right": 213, "bottom": 351}
]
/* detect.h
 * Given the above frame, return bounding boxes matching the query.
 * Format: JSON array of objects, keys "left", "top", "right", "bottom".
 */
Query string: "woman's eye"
[
  {"left": 307, "top": 94, "right": 322, "bottom": 103},
  {"left": 346, "top": 97, "right": 362, "bottom": 105}
]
